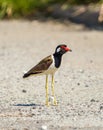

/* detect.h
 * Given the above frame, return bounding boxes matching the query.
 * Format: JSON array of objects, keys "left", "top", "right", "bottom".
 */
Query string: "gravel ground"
[{"left": 0, "top": 20, "right": 103, "bottom": 130}]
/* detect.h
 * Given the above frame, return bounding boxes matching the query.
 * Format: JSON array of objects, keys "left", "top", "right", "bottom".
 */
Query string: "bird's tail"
[{"left": 23, "top": 73, "right": 30, "bottom": 78}]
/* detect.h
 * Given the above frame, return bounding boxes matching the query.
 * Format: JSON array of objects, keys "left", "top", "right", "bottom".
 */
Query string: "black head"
[{"left": 55, "top": 44, "right": 72, "bottom": 55}]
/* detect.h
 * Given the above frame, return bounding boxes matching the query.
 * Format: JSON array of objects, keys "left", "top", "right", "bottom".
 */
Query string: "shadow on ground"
[
  {"left": 51, "top": 5, "right": 103, "bottom": 30},
  {"left": 14, "top": 103, "right": 43, "bottom": 107},
  {"left": 28, "top": 5, "right": 103, "bottom": 31}
]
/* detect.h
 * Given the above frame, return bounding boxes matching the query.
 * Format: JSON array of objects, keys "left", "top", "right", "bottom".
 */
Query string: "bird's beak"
[{"left": 66, "top": 47, "right": 72, "bottom": 52}]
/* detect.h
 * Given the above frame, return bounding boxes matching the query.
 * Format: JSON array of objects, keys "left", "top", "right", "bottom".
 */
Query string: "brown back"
[{"left": 26, "top": 55, "right": 53, "bottom": 75}]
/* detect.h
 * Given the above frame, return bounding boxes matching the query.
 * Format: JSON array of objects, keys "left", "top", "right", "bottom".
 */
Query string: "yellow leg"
[
  {"left": 45, "top": 75, "right": 49, "bottom": 106},
  {"left": 51, "top": 74, "right": 57, "bottom": 105}
]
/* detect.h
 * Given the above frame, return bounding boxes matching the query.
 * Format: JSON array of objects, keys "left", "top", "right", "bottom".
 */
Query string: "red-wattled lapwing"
[{"left": 23, "top": 44, "right": 72, "bottom": 106}]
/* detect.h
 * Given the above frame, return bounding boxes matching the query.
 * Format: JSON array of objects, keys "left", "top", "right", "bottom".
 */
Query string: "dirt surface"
[{"left": 0, "top": 20, "right": 103, "bottom": 130}]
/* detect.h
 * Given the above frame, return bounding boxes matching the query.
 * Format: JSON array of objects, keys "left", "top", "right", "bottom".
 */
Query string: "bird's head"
[{"left": 55, "top": 44, "right": 72, "bottom": 55}]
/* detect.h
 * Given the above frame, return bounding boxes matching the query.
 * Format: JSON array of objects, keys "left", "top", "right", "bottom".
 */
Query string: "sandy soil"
[{"left": 0, "top": 20, "right": 103, "bottom": 130}]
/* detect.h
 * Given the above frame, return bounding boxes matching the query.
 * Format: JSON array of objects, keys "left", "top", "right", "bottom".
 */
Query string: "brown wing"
[{"left": 23, "top": 55, "right": 53, "bottom": 77}]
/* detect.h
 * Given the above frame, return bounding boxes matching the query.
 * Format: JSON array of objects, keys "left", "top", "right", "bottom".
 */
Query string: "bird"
[{"left": 23, "top": 44, "right": 72, "bottom": 106}]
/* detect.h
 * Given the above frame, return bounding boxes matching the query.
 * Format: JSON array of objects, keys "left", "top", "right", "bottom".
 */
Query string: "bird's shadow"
[{"left": 13, "top": 103, "right": 43, "bottom": 107}]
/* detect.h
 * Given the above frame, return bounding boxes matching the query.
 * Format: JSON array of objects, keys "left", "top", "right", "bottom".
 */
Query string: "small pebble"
[
  {"left": 23, "top": 128, "right": 29, "bottom": 130},
  {"left": 90, "top": 99, "right": 95, "bottom": 102},
  {"left": 79, "top": 69, "right": 84, "bottom": 73},
  {"left": 85, "top": 84, "right": 89, "bottom": 87},
  {"left": 90, "top": 60, "right": 93, "bottom": 63},
  {"left": 77, "top": 83, "right": 80, "bottom": 86},
  {"left": 41, "top": 125, "right": 47, "bottom": 130},
  {"left": 36, "top": 121, "right": 39, "bottom": 124},
  {"left": 22, "top": 89, "right": 27, "bottom": 93},
  {"left": 71, "top": 88, "right": 74, "bottom": 90},
  {"left": 100, "top": 106, "right": 103, "bottom": 110},
  {"left": 32, "top": 106, "right": 36, "bottom": 109}
]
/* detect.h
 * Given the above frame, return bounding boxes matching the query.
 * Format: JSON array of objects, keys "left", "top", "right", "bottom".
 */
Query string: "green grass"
[
  {"left": 0, "top": 0, "right": 50, "bottom": 18},
  {"left": 0, "top": 0, "right": 102, "bottom": 19}
]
